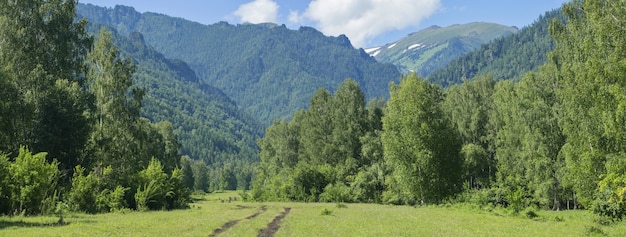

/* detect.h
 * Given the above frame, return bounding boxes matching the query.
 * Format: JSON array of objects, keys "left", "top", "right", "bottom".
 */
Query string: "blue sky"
[{"left": 79, "top": 0, "right": 567, "bottom": 48}]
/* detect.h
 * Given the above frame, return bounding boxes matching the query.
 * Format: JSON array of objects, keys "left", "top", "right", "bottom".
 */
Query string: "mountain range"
[
  {"left": 77, "top": 4, "right": 401, "bottom": 125},
  {"left": 83, "top": 22, "right": 264, "bottom": 164},
  {"left": 366, "top": 22, "right": 518, "bottom": 77},
  {"left": 428, "top": 9, "right": 565, "bottom": 86},
  {"left": 75, "top": 3, "right": 562, "bottom": 164}
]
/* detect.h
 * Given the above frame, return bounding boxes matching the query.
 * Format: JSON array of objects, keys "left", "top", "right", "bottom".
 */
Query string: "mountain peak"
[{"left": 367, "top": 22, "right": 518, "bottom": 76}]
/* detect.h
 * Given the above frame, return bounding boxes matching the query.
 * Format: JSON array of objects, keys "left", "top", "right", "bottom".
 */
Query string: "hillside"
[
  {"left": 83, "top": 23, "right": 264, "bottom": 164},
  {"left": 366, "top": 22, "right": 517, "bottom": 77},
  {"left": 428, "top": 9, "right": 565, "bottom": 87},
  {"left": 76, "top": 4, "right": 401, "bottom": 124}
]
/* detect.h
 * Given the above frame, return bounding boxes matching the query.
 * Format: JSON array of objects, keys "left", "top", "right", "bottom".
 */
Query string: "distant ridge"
[
  {"left": 77, "top": 4, "right": 401, "bottom": 124},
  {"left": 428, "top": 9, "right": 565, "bottom": 87},
  {"left": 365, "top": 22, "right": 517, "bottom": 77}
]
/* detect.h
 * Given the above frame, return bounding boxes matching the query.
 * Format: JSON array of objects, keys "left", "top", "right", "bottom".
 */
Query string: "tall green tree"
[
  {"left": 85, "top": 28, "right": 150, "bottom": 185},
  {"left": 191, "top": 160, "right": 208, "bottom": 192},
  {"left": 442, "top": 76, "right": 496, "bottom": 189},
  {"left": 550, "top": 0, "right": 626, "bottom": 215},
  {"left": 382, "top": 74, "right": 463, "bottom": 204},
  {"left": 0, "top": 0, "right": 92, "bottom": 172}
]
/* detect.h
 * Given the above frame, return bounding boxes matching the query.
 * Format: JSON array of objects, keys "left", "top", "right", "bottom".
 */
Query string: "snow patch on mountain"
[
  {"left": 408, "top": 43, "right": 423, "bottom": 50},
  {"left": 364, "top": 47, "right": 381, "bottom": 54}
]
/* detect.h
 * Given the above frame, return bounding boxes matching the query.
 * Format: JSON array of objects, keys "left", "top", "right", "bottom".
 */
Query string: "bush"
[
  {"left": 9, "top": 147, "right": 59, "bottom": 215},
  {"left": 593, "top": 175, "right": 626, "bottom": 221},
  {"left": 96, "top": 185, "right": 129, "bottom": 212},
  {"left": 135, "top": 158, "right": 190, "bottom": 211},
  {"left": 320, "top": 183, "right": 353, "bottom": 203},
  {"left": 69, "top": 165, "right": 100, "bottom": 213}
]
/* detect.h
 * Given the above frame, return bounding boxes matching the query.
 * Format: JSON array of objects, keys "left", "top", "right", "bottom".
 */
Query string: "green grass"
[{"left": 1, "top": 192, "right": 626, "bottom": 236}]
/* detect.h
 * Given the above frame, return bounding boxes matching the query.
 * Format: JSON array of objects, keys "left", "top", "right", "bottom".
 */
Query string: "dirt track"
[
  {"left": 208, "top": 205, "right": 267, "bottom": 237},
  {"left": 257, "top": 207, "right": 291, "bottom": 237}
]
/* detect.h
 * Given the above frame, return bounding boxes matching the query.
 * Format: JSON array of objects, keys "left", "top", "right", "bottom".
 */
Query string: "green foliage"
[
  {"left": 135, "top": 180, "right": 161, "bottom": 211},
  {"left": 69, "top": 165, "right": 101, "bottom": 213},
  {"left": 442, "top": 76, "right": 496, "bottom": 189},
  {"left": 252, "top": 79, "right": 385, "bottom": 203},
  {"left": 382, "top": 73, "right": 463, "bottom": 204},
  {"left": 8, "top": 146, "right": 59, "bottom": 215},
  {"left": 180, "top": 156, "right": 194, "bottom": 190},
  {"left": 320, "top": 183, "right": 353, "bottom": 203},
  {"left": 550, "top": 0, "right": 626, "bottom": 217},
  {"left": 0, "top": 1, "right": 194, "bottom": 215},
  {"left": 0, "top": 0, "right": 92, "bottom": 175},
  {"left": 97, "top": 185, "right": 129, "bottom": 213},
  {"left": 134, "top": 157, "right": 189, "bottom": 211},
  {"left": 0, "top": 152, "right": 10, "bottom": 213},
  {"left": 192, "top": 161, "right": 209, "bottom": 192}
]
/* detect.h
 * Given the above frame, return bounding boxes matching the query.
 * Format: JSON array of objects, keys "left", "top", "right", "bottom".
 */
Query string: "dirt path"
[
  {"left": 208, "top": 206, "right": 267, "bottom": 237},
  {"left": 257, "top": 207, "right": 291, "bottom": 237}
]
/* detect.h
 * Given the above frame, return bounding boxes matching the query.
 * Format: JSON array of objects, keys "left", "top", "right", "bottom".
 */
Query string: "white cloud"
[
  {"left": 234, "top": 0, "right": 279, "bottom": 24},
  {"left": 294, "top": 0, "right": 441, "bottom": 47},
  {"left": 288, "top": 10, "right": 303, "bottom": 23}
]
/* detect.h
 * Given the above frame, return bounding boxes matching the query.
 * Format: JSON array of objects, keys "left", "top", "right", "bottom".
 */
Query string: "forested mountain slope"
[
  {"left": 77, "top": 4, "right": 401, "bottom": 124},
  {"left": 83, "top": 23, "right": 264, "bottom": 164},
  {"left": 366, "top": 22, "right": 517, "bottom": 77},
  {"left": 428, "top": 9, "right": 565, "bottom": 87}
]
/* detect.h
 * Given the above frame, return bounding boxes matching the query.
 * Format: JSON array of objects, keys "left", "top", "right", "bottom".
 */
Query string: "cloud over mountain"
[
  {"left": 293, "top": 0, "right": 441, "bottom": 47},
  {"left": 234, "top": 0, "right": 279, "bottom": 24}
]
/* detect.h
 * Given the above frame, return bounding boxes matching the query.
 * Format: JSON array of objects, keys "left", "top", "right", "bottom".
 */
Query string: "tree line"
[
  {"left": 0, "top": 0, "right": 190, "bottom": 215},
  {"left": 251, "top": 0, "right": 626, "bottom": 220}
]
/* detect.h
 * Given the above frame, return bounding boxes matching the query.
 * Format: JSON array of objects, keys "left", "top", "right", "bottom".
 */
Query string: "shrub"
[
  {"left": 135, "top": 180, "right": 160, "bottom": 211},
  {"left": 135, "top": 158, "right": 190, "bottom": 211},
  {"left": 96, "top": 185, "right": 129, "bottom": 212},
  {"left": 69, "top": 165, "right": 100, "bottom": 213},
  {"left": 320, "top": 183, "right": 353, "bottom": 203},
  {"left": 9, "top": 147, "right": 59, "bottom": 215}
]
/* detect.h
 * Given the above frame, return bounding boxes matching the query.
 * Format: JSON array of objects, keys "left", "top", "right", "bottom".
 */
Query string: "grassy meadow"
[{"left": 1, "top": 191, "right": 626, "bottom": 236}]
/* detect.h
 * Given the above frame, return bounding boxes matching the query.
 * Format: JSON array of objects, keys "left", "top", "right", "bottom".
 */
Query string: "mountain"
[
  {"left": 428, "top": 9, "right": 565, "bottom": 87},
  {"left": 365, "top": 22, "right": 518, "bottom": 77},
  {"left": 83, "top": 23, "right": 264, "bottom": 164},
  {"left": 76, "top": 4, "right": 401, "bottom": 124}
]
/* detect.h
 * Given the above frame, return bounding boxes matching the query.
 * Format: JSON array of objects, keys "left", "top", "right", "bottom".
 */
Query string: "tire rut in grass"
[
  {"left": 258, "top": 207, "right": 291, "bottom": 237},
  {"left": 208, "top": 205, "right": 267, "bottom": 237}
]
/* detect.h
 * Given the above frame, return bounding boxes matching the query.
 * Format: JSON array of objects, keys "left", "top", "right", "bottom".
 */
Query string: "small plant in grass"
[
  {"left": 585, "top": 226, "right": 606, "bottom": 236},
  {"left": 554, "top": 215, "right": 564, "bottom": 222},
  {"left": 336, "top": 203, "right": 347, "bottom": 208},
  {"left": 239, "top": 190, "right": 249, "bottom": 202},
  {"left": 55, "top": 201, "right": 68, "bottom": 224},
  {"left": 524, "top": 209, "right": 538, "bottom": 219},
  {"left": 594, "top": 216, "right": 613, "bottom": 226},
  {"left": 321, "top": 208, "right": 333, "bottom": 215}
]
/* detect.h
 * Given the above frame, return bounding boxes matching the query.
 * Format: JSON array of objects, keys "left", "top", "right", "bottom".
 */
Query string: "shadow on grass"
[{"left": 0, "top": 219, "right": 69, "bottom": 229}]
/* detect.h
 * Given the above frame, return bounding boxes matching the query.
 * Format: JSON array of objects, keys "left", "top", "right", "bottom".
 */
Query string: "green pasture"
[{"left": 1, "top": 192, "right": 625, "bottom": 237}]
